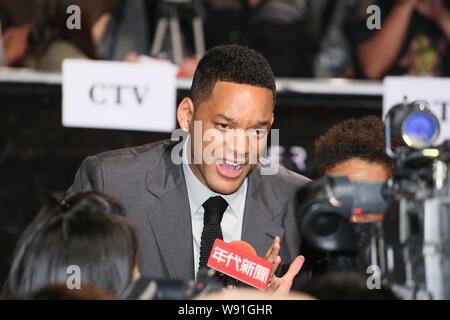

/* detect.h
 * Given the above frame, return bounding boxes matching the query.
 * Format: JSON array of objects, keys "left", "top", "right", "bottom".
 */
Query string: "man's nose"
[{"left": 225, "top": 129, "right": 249, "bottom": 161}]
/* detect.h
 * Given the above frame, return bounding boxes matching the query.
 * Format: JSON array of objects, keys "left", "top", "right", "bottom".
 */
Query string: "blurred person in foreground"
[
  {"left": 4, "top": 191, "right": 140, "bottom": 298},
  {"left": 5, "top": 0, "right": 113, "bottom": 71},
  {"left": 347, "top": 0, "right": 450, "bottom": 79},
  {"left": 15, "top": 283, "right": 115, "bottom": 300}
]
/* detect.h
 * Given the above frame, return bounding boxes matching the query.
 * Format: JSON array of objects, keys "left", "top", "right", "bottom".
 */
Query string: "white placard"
[
  {"left": 63, "top": 59, "right": 178, "bottom": 132},
  {"left": 383, "top": 76, "right": 450, "bottom": 145}
]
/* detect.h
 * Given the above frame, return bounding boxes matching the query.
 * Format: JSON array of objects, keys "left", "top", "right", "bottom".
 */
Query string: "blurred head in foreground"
[
  {"left": 23, "top": 283, "right": 115, "bottom": 300},
  {"left": 7, "top": 191, "right": 139, "bottom": 297}
]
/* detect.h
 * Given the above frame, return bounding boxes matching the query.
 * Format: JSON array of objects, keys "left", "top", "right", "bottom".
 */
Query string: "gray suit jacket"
[{"left": 69, "top": 139, "right": 310, "bottom": 280}]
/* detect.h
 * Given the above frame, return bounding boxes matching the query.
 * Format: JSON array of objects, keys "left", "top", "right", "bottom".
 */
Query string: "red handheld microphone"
[{"left": 207, "top": 239, "right": 272, "bottom": 290}]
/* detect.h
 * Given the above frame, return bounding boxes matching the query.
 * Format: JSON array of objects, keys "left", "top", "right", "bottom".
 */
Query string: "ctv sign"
[
  {"left": 62, "top": 59, "right": 177, "bottom": 132},
  {"left": 88, "top": 83, "right": 149, "bottom": 106}
]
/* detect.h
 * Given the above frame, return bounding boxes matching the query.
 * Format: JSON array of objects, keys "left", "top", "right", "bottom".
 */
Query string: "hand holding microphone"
[
  {"left": 207, "top": 239, "right": 273, "bottom": 290},
  {"left": 206, "top": 237, "right": 305, "bottom": 295}
]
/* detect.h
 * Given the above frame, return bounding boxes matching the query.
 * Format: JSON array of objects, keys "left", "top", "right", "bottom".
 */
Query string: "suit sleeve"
[{"left": 67, "top": 156, "right": 104, "bottom": 193}]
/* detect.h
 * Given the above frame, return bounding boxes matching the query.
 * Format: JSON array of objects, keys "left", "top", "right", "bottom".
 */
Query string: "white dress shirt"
[{"left": 181, "top": 136, "right": 248, "bottom": 277}]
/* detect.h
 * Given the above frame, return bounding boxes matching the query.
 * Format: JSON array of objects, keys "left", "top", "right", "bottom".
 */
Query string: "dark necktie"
[{"left": 199, "top": 196, "right": 228, "bottom": 269}]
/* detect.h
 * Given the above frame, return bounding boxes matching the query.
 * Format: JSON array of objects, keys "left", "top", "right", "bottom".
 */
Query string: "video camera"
[{"left": 297, "top": 99, "right": 450, "bottom": 299}]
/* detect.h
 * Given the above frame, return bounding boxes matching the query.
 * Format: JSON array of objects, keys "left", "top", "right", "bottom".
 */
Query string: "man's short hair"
[
  {"left": 314, "top": 115, "right": 392, "bottom": 175},
  {"left": 191, "top": 44, "right": 276, "bottom": 106}
]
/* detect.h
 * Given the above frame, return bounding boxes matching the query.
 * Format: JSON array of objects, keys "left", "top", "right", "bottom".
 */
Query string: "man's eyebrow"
[
  {"left": 215, "top": 113, "right": 237, "bottom": 124},
  {"left": 215, "top": 113, "right": 271, "bottom": 127},
  {"left": 256, "top": 120, "right": 271, "bottom": 127}
]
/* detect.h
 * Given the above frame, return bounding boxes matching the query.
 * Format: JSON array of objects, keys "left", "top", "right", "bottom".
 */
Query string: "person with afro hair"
[
  {"left": 314, "top": 115, "right": 392, "bottom": 182},
  {"left": 303, "top": 116, "right": 394, "bottom": 277}
]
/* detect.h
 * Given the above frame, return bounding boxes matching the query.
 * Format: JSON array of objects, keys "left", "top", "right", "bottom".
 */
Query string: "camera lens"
[
  {"left": 402, "top": 111, "right": 439, "bottom": 148},
  {"left": 312, "top": 213, "right": 341, "bottom": 237}
]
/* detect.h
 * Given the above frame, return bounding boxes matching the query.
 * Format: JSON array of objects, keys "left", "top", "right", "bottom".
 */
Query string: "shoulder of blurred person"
[{"left": 22, "top": 40, "right": 88, "bottom": 72}]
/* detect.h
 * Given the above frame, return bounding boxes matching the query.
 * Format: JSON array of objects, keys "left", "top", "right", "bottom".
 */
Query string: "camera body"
[
  {"left": 297, "top": 100, "right": 450, "bottom": 299},
  {"left": 381, "top": 146, "right": 450, "bottom": 299}
]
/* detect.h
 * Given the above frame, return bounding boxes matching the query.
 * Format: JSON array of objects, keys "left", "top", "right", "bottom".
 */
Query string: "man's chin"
[{"left": 207, "top": 178, "right": 245, "bottom": 195}]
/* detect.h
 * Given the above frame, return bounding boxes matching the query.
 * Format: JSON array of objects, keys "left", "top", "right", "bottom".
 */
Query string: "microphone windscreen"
[{"left": 229, "top": 240, "right": 257, "bottom": 256}]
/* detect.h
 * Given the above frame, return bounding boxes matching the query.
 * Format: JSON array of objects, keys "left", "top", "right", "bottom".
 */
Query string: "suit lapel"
[
  {"left": 241, "top": 166, "right": 285, "bottom": 257},
  {"left": 145, "top": 141, "right": 195, "bottom": 279}
]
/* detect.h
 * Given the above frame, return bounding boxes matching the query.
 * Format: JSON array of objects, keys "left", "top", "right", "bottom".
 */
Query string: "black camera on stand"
[{"left": 297, "top": 99, "right": 450, "bottom": 299}]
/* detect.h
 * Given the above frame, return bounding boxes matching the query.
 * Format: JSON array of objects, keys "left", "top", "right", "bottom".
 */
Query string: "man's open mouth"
[{"left": 215, "top": 159, "right": 245, "bottom": 179}]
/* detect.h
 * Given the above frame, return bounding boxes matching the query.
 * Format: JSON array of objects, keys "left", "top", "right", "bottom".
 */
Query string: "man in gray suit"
[{"left": 69, "top": 45, "right": 309, "bottom": 292}]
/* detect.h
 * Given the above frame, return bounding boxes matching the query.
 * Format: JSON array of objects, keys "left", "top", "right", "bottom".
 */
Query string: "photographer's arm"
[{"left": 356, "top": 0, "right": 416, "bottom": 79}]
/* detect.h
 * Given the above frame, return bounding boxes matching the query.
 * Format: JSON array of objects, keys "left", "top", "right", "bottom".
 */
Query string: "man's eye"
[
  {"left": 217, "top": 123, "right": 229, "bottom": 130},
  {"left": 249, "top": 129, "right": 267, "bottom": 138}
]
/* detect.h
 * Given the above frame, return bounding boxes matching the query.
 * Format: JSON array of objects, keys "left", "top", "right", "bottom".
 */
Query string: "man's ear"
[{"left": 177, "top": 97, "right": 194, "bottom": 131}]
